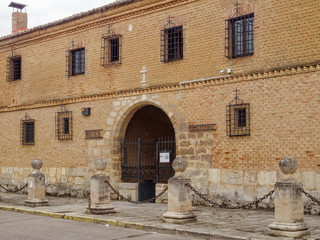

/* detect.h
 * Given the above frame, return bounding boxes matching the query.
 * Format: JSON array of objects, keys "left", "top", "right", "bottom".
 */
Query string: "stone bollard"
[
  {"left": 87, "top": 158, "right": 116, "bottom": 214},
  {"left": 24, "top": 159, "right": 49, "bottom": 207},
  {"left": 162, "top": 157, "right": 196, "bottom": 224},
  {"left": 268, "top": 156, "right": 310, "bottom": 238}
]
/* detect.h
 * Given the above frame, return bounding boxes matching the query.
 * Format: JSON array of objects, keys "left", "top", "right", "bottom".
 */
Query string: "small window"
[
  {"left": 7, "top": 56, "right": 21, "bottom": 81},
  {"left": 21, "top": 115, "right": 35, "bottom": 145},
  {"left": 67, "top": 48, "right": 85, "bottom": 76},
  {"left": 55, "top": 108, "right": 73, "bottom": 140},
  {"left": 101, "top": 34, "right": 122, "bottom": 66},
  {"left": 109, "top": 38, "right": 120, "bottom": 62},
  {"left": 237, "top": 108, "right": 247, "bottom": 127},
  {"left": 63, "top": 118, "right": 70, "bottom": 134},
  {"left": 165, "top": 26, "right": 183, "bottom": 61},
  {"left": 225, "top": 13, "right": 254, "bottom": 58},
  {"left": 161, "top": 17, "right": 183, "bottom": 62},
  {"left": 226, "top": 89, "right": 250, "bottom": 137},
  {"left": 72, "top": 48, "right": 85, "bottom": 75}
]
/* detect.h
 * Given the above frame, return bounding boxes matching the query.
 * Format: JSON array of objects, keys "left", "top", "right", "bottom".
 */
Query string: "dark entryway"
[{"left": 120, "top": 106, "right": 176, "bottom": 202}]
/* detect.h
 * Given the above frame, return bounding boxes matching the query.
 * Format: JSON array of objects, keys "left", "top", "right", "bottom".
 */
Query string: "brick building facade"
[{"left": 0, "top": 0, "right": 319, "bottom": 209}]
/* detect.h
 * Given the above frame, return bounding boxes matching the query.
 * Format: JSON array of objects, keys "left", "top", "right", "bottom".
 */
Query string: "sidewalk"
[{"left": 0, "top": 192, "right": 319, "bottom": 240}]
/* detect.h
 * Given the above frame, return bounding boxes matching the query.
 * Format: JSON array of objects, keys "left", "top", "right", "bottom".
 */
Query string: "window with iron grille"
[
  {"left": 55, "top": 109, "right": 73, "bottom": 140},
  {"left": 225, "top": 13, "right": 254, "bottom": 58},
  {"left": 67, "top": 48, "right": 85, "bottom": 76},
  {"left": 226, "top": 89, "right": 250, "bottom": 137},
  {"left": 21, "top": 116, "right": 35, "bottom": 145},
  {"left": 6, "top": 56, "right": 21, "bottom": 81},
  {"left": 101, "top": 34, "right": 122, "bottom": 66},
  {"left": 161, "top": 18, "right": 183, "bottom": 62}
]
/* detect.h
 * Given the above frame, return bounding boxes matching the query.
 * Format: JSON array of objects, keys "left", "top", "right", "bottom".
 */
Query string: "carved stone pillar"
[
  {"left": 162, "top": 157, "right": 196, "bottom": 223},
  {"left": 87, "top": 158, "right": 116, "bottom": 214}
]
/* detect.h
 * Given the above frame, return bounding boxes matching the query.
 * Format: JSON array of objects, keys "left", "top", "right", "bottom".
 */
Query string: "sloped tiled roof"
[{"left": 0, "top": 0, "right": 137, "bottom": 41}]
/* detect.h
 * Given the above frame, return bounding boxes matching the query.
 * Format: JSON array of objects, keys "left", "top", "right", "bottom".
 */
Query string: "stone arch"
[
  {"left": 112, "top": 99, "right": 179, "bottom": 141},
  {"left": 107, "top": 97, "right": 182, "bottom": 182}
]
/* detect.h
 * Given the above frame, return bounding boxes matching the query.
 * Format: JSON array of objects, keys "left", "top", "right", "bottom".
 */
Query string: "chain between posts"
[
  {"left": 185, "top": 183, "right": 274, "bottom": 210},
  {"left": 0, "top": 183, "right": 28, "bottom": 193},
  {"left": 298, "top": 187, "right": 320, "bottom": 206},
  {"left": 105, "top": 179, "right": 168, "bottom": 204}
]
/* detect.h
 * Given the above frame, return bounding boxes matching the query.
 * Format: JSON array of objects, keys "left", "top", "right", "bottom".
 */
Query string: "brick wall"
[
  {"left": 0, "top": 0, "right": 319, "bottom": 208},
  {"left": 0, "top": 0, "right": 319, "bottom": 107}
]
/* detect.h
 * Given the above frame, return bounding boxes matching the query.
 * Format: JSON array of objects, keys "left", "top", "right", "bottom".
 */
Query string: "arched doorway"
[{"left": 120, "top": 105, "right": 176, "bottom": 202}]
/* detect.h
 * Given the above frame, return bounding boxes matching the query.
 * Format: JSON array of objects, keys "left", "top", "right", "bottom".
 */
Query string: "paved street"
[
  {"left": 0, "top": 192, "right": 320, "bottom": 239},
  {"left": 0, "top": 211, "right": 198, "bottom": 240}
]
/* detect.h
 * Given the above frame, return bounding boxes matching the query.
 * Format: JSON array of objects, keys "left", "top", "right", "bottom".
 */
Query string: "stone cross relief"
[{"left": 140, "top": 66, "right": 148, "bottom": 86}]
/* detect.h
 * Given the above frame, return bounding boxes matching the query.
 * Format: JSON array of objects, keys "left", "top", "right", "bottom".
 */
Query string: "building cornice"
[
  {"left": 0, "top": 62, "right": 319, "bottom": 113},
  {"left": 0, "top": 0, "right": 198, "bottom": 51}
]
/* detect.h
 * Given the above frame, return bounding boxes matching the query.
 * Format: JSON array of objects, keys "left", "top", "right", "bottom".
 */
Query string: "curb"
[{"left": 0, "top": 205, "right": 246, "bottom": 240}]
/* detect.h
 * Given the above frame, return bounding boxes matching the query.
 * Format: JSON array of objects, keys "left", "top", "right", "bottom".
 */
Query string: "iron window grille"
[
  {"left": 21, "top": 113, "right": 35, "bottom": 145},
  {"left": 161, "top": 16, "right": 184, "bottom": 62},
  {"left": 55, "top": 105, "right": 73, "bottom": 140},
  {"left": 225, "top": 13, "right": 254, "bottom": 59},
  {"left": 226, "top": 89, "right": 250, "bottom": 137},
  {"left": 66, "top": 47, "right": 85, "bottom": 76},
  {"left": 85, "top": 129, "right": 103, "bottom": 139},
  {"left": 101, "top": 30, "right": 122, "bottom": 66},
  {"left": 6, "top": 55, "right": 21, "bottom": 81}
]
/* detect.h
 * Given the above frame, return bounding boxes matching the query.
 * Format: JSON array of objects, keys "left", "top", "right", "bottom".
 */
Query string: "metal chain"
[
  {"left": 105, "top": 179, "right": 168, "bottom": 204},
  {"left": 185, "top": 183, "right": 219, "bottom": 207},
  {"left": 185, "top": 183, "right": 274, "bottom": 210},
  {"left": 0, "top": 183, "right": 28, "bottom": 193},
  {"left": 298, "top": 187, "right": 320, "bottom": 206}
]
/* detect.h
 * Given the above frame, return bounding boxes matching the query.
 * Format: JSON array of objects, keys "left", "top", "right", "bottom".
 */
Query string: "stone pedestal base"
[
  {"left": 86, "top": 204, "right": 116, "bottom": 214},
  {"left": 163, "top": 211, "right": 196, "bottom": 224},
  {"left": 268, "top": 222, "right": 310, "bottom": 238},
  {"left": 24, "top": 198, "right": 49, "bottom": 207}
]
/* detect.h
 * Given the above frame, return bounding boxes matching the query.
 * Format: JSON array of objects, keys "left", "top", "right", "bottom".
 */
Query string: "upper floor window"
[
  {"left": 225, "top": 13, "right": 254, "bottom": 58},
  {"left": 71, "top": 48, "right": 85, "bottom": 75},
  {"left": 7, "top": 56, "right": 21, "bottom": 81},
  {"left": 101, "top": 30, "right": 122, "bottom": 66},
  {"left": 161, "top": 16, "right": 184, "bottom": 62}
]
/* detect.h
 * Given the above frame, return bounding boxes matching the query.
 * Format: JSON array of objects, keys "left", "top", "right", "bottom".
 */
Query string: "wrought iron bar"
[
  {"left": 138, "top": 138, "right": 141, "bottom": 201},
  {"left": 156, "top": 141, "right": 159, "bottom": 183}
]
